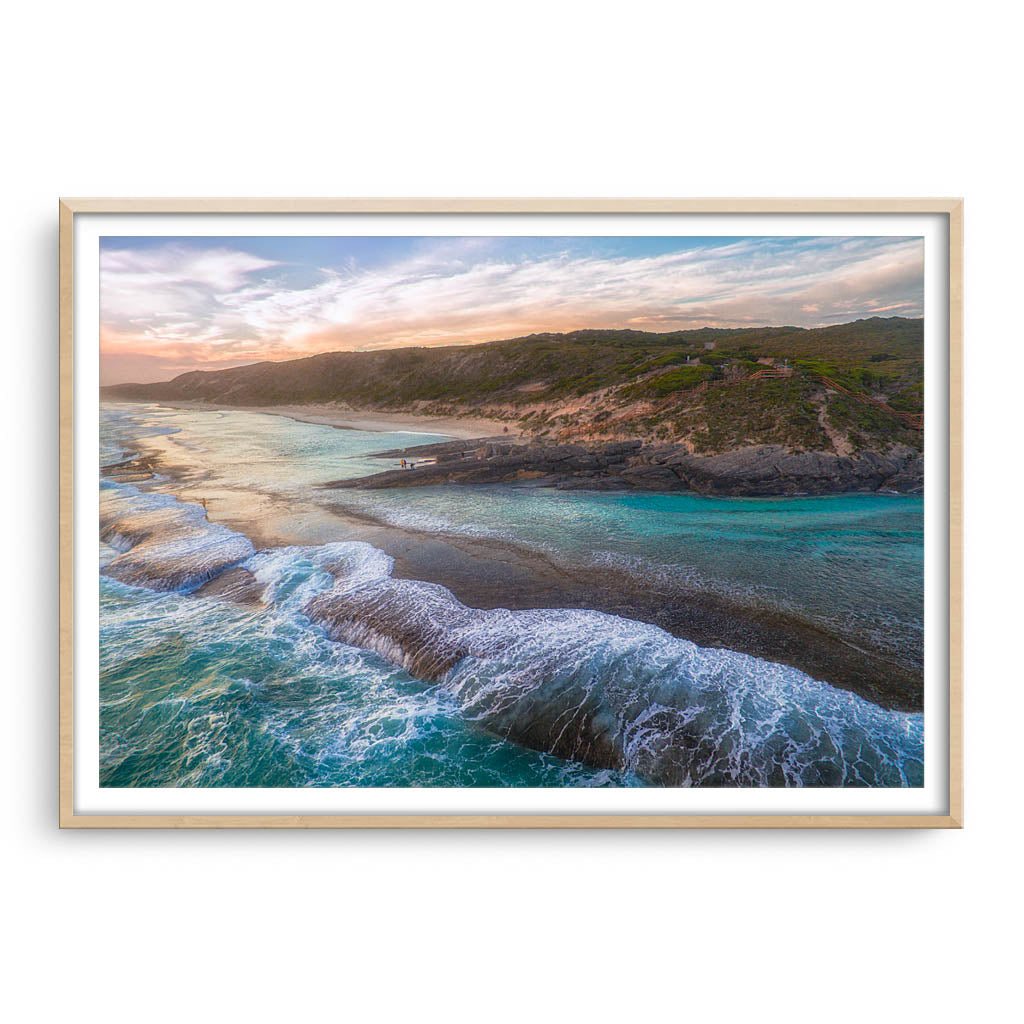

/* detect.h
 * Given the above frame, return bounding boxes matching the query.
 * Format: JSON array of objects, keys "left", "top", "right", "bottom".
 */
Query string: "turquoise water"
[
  {"left": 99, "top": 403, "right": 925, "bottom": 788},
  {"left": 336, "top": 484, "right": 923, "bottom": 669},
  {"left": 100, "top": 541, "right": 629, "bottom": 787}
]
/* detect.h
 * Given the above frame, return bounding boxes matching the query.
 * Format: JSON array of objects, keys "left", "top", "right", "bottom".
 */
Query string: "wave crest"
[
  {"left": 100, "top": 483, "right": 254, "bottom": 592},
  {"left": 303, "top": 557, "right": 923, "bottom": 787},
  {"left": 100, "top": 481, "right": 924, "bottom": 787}
]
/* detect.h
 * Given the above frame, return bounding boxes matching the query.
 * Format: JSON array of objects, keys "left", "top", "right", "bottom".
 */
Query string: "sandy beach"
[{"left": 153, "top": 400, "right": 524, "bottom": 441}]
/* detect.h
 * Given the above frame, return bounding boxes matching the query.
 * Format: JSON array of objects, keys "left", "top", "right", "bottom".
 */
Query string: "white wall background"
[{"left": 3, "top": 2, "right": 1018, "bottom": 1021}]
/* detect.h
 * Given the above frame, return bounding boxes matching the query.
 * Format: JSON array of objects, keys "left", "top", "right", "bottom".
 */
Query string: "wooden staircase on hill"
[{"left": 816, "top": 375, "right": 923, "bottom": 431}]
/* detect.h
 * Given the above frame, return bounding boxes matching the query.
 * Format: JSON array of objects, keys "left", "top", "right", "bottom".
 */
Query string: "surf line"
[{"left": 100, "top": 480, "right": 925, "bottom": 788}]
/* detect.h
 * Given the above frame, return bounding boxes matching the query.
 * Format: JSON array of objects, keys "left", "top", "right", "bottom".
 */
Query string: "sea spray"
[
  {"left": 100, "top": 539, "right": 629, "bottom": 788},
  {"left": 304, "top": 554, "right": 923, "bottom": 787},
  {"left": 100, "top": 482, "right": 254, "bottom": 592},
  {"left": 101, "top": 479, "right": 924, "bottom": 786}
]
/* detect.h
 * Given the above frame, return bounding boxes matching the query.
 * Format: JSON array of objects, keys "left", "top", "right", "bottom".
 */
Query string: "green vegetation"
[
  {"left": 623, "top": 364, "right": 713, "bottom": 398},
  {"left": 793, "top": 357, "right": 844, "bottom": 379},
  {"left": 104, "top": 316, "right": 924, "bottom": 454},
  {"left": 680, "top": 378, "right": 826, "bottom": 453},
  {"left": 697, "top": 352, "right": 730, "bottom": 367},
  {"left": 886, "top": 383, "right": 925, "bottom": 414},
  {"left": 825, "top": 394, "right": 918, "bottom": 451}
]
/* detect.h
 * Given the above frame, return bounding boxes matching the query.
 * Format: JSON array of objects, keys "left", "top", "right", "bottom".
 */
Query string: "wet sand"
[{"left": 109, "top": 443, "right": 923, "bottom": 714}]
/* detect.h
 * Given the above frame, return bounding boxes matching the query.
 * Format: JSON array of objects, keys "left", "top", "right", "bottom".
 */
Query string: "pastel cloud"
[{"left": 100, "top": 235, "right": 923, "bottom": 384}]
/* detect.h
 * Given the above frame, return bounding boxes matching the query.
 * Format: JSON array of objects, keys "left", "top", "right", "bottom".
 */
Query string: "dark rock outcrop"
[
  {"left": 666, "top": 444, "right": 923, "bottom": 496},
  {"left": 324, "top": 438, "right": 923, "bottom": 497}
]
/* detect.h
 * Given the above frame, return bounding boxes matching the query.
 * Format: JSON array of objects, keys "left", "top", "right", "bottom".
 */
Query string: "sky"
[{"left": 99, "top": 234, "right": 924, "bottom": 384}]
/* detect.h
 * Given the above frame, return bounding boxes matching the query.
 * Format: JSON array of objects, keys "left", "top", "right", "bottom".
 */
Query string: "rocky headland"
[{"left": 325, "top": 437, "right": 924, "bottom": 497}]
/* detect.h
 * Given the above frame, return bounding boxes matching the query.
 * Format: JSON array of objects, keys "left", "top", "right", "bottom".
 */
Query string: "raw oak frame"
[{"left": 59, "top": 197, "right": 964, "bottom": 829}]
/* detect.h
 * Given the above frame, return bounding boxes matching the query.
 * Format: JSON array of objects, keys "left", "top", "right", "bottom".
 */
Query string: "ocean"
[{"left": 99, "top": 403, "right": 925, "bottom": 788}]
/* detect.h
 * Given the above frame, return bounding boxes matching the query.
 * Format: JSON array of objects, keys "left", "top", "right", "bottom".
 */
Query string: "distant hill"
[{"left": 102, "top": 317, "right": 924, "bottom": 454}]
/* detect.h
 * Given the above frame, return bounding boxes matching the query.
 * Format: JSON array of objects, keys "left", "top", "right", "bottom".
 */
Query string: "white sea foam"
[
  {"left": 100, "top": 482, "right": 254, "bottom": 592},
  {"left": 100, "top": 479, "right": 924, "bottom": 787},
  {"left": 303, "top": 547, "right": 924, "bottom": 787}
]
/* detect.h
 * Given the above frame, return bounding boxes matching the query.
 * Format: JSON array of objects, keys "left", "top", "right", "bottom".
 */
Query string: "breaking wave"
[
  {"left": 100, "top": 481, "right": 923, "bottom": 787},
  {"left": 304, "top": 548, "right": 923, "bottom": 787},
  {"left": 100, "top": 482, "right": 254, "bottom": 592}
]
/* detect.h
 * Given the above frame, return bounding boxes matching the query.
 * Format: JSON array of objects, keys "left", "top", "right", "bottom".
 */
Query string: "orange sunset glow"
[{"left": 100, "top": 234, "right": 925, "bottom": 385}]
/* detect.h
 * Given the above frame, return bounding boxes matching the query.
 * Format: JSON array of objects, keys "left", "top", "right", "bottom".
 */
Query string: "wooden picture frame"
[{"left": 60, "top": 197, "right": 963, "bottom": 828}]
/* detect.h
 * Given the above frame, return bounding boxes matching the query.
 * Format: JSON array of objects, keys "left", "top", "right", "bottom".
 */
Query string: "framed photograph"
[{"left": 59, "top": 198, "right": 962, "bottom": 828}]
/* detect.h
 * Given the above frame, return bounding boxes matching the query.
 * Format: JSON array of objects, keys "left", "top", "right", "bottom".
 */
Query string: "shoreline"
[
  {"left": 105, "top": 398, "right": 922, "bottom": 497},
  {"left": 104, "top": 442, "right": 923, "bottom": 713},
  {"left": 129, "top": 399, "right": 524, "bottom": 441},
  {"left": 329, "top": 434, "right": 925, "bottom": 497}
]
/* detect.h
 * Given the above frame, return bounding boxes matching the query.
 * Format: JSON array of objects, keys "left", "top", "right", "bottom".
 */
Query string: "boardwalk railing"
[
  {"left": 816, "top": 375, "right": 923, "bottom": 431},
  {"left": 688, "top": 367, "right": 792, "bottom": 397}
]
